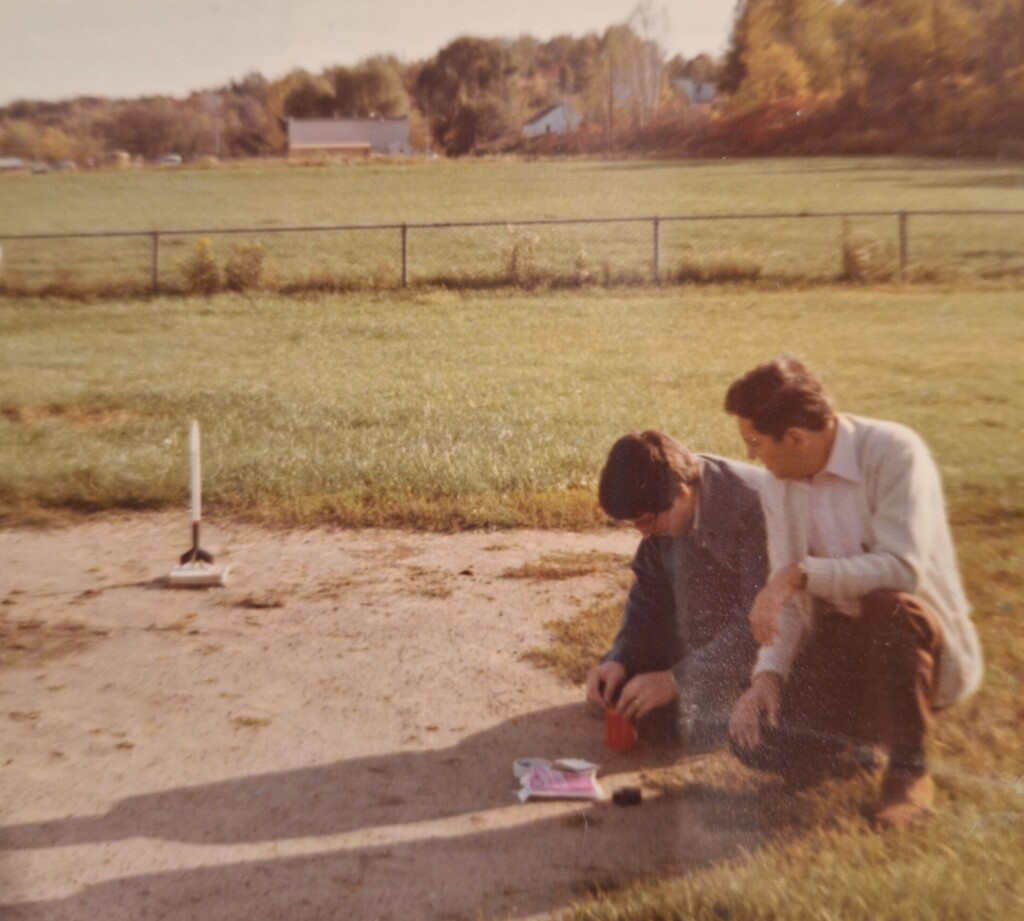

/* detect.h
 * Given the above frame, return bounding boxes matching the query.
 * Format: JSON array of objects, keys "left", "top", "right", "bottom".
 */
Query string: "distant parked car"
[
  {"left": 159, "top": 153, "right": 183, "bottom": 166},
  {"left": 30, "top": 161, "right": 50, "bottom": 174},
  {"left": 54, "top": 160, "right": 78, "bottom": 171}
]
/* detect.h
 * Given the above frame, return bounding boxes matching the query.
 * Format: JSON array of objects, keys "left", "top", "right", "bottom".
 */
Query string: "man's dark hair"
[
  {"left": 598, "top": 430, "right": 700, "bottom": 520},
  {"left": 724, "top": 355, "right": 835, "bottom": 440}
]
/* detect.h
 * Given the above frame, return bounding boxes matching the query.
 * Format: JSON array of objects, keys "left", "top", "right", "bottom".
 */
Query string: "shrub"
[
  {"left": 573, "top": 246, "right": 591, "bottom": 286},
  {"left": 839, "top": 219, "right": 895, "bottom": 283},
  {"left": 501, "top": 225, "right": 540, "bottom": 285},
  {"left": 224, "top": 242, "right": 266, "bottom": 292},
  {"left": 179, "top": 238, "right": 220, "bottom": 294}
]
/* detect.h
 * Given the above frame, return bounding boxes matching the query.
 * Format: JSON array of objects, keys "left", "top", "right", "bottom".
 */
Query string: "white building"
[
  {"left": 523, "top": 104, "right": 582, "bottom": 139},
  {"left": 674, "top": 78, "right": 715, "bottom": 106},
  {"left": 287, "top": 118, "right": 410, "bottom": 158}
]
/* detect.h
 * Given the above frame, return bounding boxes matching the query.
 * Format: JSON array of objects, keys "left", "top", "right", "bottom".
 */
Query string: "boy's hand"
[
  {"left": 615, "top": 671, "right": 680, "bottom": 721},
  {"left": 585, "top": 661, "right": 626, "bottom": 709}
]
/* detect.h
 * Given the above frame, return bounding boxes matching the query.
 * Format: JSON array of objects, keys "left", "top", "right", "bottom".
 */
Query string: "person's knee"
[
  {"left": 860, "top": 589, "right": 904, "bottom": 623},
  {"left": 860, "top": 590, "right": 941, "bottom": 651}
]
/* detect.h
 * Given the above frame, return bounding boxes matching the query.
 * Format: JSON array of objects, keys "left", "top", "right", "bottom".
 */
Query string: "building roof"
[
  {"left": 287, "top": 118, "right": 409, "bottom": 150},
  {"left": 523, "top": 104, "right": 569, "bottom": 128}
]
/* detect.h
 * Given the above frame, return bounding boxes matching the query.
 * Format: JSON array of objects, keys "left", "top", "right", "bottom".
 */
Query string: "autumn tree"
[
  {"left": 331, "top": 58, "right": 408, "bottom": 118},
  {"left": 602, "top": 10, "right": 667, "bottom": 132},
  {"left": 282, "top": 72, "right": 335, "bottom": 119},
  {"left": 217, "top": 73, "right": 284, "bottom": 156},
  {"left": 413, "top": 37, "right": 516, "bottom": 155},
  {"left": 724, "top": 0, "right": 841, "bottom": 104},
  {"left": 105, "top": 98, "right": 208, "bottom": 159}
]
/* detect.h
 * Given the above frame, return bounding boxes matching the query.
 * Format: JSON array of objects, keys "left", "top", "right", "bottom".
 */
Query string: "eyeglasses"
[{"left": 627, "top": 509, "right": 664, "bottom": 536}]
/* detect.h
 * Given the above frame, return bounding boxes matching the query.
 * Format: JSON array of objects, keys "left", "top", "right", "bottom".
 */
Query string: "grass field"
[
  {"left": 1, "top": 286, "right": 1021, "bottom": 527},
  {"left": 2, "top": 157, "right": 1023, "bottom": 918},
  {"left": 3, "top": 157, "right": 1024, "bottom": 290}
]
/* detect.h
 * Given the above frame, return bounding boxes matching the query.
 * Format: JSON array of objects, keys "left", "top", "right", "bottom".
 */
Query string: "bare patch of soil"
[{"left": 0, "top": 513, "right": 766, "bottom": 921}]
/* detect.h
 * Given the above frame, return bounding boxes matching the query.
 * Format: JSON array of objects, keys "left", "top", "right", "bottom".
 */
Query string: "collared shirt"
[
  {"left": 604, "top": 455, "right": 768, "bottom": 716},
  {"left": 803, "top": 415, "right": 864, "bottom": 616},
  {"left": 753, "top": 414, "right": 983, "bottom": 708}
]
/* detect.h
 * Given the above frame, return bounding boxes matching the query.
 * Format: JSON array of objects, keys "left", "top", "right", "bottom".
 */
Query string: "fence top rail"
[{"left": 2, "top": 208, "right": 1023, "bottom": 242}]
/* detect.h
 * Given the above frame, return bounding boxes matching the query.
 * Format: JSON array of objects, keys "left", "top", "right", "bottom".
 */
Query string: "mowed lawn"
[{"left": 0, "top": 286, "right": 1020, "bottom": 526}]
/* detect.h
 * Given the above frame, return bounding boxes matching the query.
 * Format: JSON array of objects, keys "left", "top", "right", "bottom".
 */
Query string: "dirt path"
[{"left": 0, "top": 514, "right": 763, "bottom": 921}]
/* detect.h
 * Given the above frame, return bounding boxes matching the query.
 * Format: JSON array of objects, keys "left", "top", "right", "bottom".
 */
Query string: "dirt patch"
[
  {"left": 0, "top": 609, "right": 109, "bottom": 667},
  {"left": 1, "top": 404, "right": 140, "bottom": 427},
  {"left": 0, "top": 513, "right": 768, "bottom": 921}
]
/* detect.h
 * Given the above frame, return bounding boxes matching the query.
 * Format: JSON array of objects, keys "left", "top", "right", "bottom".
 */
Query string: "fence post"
[
  {"left": 151, "top": 232, "right": 160, "bottom": 293},
  {"left": 898, "top": 212, "right": 908, "bottom": 282},
  {"left": 401, "top": 223, "right": 408, "bottom": 288},
  {"left": 652, "top": 217, "right": 660, "bottom": 284}
]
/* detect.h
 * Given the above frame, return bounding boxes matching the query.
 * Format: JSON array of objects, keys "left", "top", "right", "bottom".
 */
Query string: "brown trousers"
[{"left": 736, "top": 590, "right": 944, "bottom": 776}]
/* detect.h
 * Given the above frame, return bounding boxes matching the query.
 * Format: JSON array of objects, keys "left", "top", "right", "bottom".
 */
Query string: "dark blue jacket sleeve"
[
  {"left": 671, "top": 495, "right": 767, "bottom": 696},
  {"left": 602, "top": 538, "right": 677, "bottom": 676}
]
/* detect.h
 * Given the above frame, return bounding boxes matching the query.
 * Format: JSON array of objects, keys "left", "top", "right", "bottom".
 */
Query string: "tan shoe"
[{"left": 873, "top": 770, "right": 934, "bottom": 831}]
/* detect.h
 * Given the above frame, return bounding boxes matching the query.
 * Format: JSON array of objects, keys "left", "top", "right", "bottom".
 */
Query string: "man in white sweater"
[{"left": 723, "top": 356, "right": 982, "bottom": 830}]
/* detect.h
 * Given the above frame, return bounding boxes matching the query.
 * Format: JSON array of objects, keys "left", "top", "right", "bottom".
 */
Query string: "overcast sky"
[{"left": 0, "top": 0, "right": 736, "bottom": 106}]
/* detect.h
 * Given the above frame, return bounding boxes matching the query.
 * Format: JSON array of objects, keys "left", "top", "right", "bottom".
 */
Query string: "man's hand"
[
  {"left": 585, "top": 661, "right": 627, "bottom": 710},
  {"left": 748, "top": 563, "right": 803, "bottom": 646},
  {"left": 728, "top": 671, "right": 783, "bottom": 752},
  {"left": 614, "top": 671, "right": 680, "bottom": 721}
]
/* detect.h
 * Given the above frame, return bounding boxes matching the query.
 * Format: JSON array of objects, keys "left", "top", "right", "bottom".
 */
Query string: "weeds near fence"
[
  {"left": 673, "top": 255, "right": 764, "bottom": 284},
  {"left": 178, "top": 239, "right": 220, "bottom": 294},
  {"left": 501, "top": 225, "right": 540, "bottom": 285},
  {"left": 224, "top": 242, "right": 267, "bottom": 292},
  {"left": 3, "top": 216, "right": 1023, "bottom": 298},
  {"left": 839, "top": 218, "right": 896, "bottom": 283}
]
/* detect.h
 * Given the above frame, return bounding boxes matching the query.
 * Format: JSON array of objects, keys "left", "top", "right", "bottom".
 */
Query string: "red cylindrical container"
[{"left": 605, "top": 707, "right": 637, "bottom": 752}]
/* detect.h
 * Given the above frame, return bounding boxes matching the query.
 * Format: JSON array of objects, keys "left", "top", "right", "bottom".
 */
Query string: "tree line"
[{"left": 2, "top": 0, "right": 1023, "bottom": 163}]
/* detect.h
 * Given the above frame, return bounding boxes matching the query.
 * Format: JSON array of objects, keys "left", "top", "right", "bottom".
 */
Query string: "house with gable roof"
[{"left": 522, "top": 104, "right": 582, "bottom": 139}]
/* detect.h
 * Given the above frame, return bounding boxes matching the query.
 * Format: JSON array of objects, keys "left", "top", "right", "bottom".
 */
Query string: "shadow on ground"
[{"left": 1, "top": 703, "right": 787, "bottom": 920}]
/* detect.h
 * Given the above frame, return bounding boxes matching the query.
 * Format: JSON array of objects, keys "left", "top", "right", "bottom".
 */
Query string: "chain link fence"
[{"left": 2, "top": 210, "right": 1023, "bottom": 295}]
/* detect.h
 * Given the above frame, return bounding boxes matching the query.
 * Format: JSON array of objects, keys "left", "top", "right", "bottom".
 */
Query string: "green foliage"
[
  {"left": 281, "top": 72, "right": 335, "bottom": 119},
  {"left": 330, "top": 58, "right": 408, "bottom": 118},
  {"left": 414, "top": 37, "right": 518, "bottom": 155}
]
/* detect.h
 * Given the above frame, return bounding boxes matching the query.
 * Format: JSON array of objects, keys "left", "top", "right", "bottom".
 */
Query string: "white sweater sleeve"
[
  {"left": 752, "top": 601, "right": 805, "bottom": 680},
  {"left": 803, "top": 428, "right": 932, "bottom": 603}
]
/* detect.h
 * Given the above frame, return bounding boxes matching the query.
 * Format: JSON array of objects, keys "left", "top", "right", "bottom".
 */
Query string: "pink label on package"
[{"left": 518, "top": 766, "right": 604, "bottom": 802}]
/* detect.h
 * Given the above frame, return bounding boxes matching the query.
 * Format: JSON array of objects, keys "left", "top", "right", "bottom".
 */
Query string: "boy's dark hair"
[
  {"left": 724, "top": 355, "right": 835, "bottom": 440},
  {"left": 598, "top": 430, "right": 700, "bottom": 520}
]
